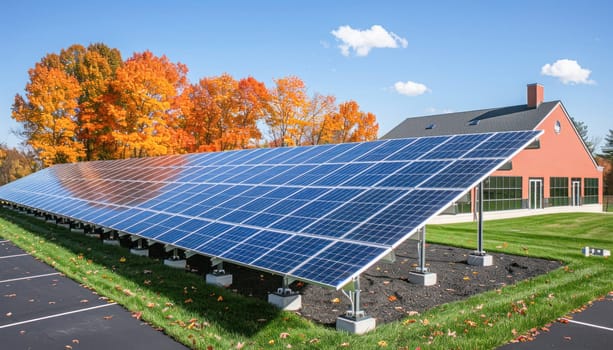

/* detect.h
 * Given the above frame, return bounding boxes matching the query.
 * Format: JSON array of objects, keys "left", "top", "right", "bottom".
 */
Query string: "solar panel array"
[{"left": 0, "top": 130, "right": 541, "bottom": 289}]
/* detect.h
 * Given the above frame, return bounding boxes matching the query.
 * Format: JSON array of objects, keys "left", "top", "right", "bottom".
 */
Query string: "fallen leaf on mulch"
[
  {"left": 331, "top": 297, "right": 341, "bottom": 303},
  {"left": 388, "top": 295, "right": 397, "bottom": 302},
  {"left": 564, "top": 336, "right": 572, "bottom": 340}
]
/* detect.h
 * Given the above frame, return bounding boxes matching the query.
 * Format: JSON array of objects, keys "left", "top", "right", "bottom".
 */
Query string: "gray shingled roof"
[{"left": 381, "top": 101, "right": 560, "bottom": 139}]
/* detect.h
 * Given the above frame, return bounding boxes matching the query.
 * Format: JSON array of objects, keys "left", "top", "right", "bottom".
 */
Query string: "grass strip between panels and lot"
[{"left": 0, "top": 207, "right": 612, "bottom": 349}]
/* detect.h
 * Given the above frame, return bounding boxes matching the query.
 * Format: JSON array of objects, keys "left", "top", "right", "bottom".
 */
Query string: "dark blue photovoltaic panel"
[
  {"left": 251, "top": 236, "right": 331, "bottom": 273},
  {"left": 463, "top": 131, "right": 538, "bottom": 159},
  {"left": 0, "top": 130, "right": 541, "bottom": 289},
  {"left": 269, "top": 216, "right": 317, "bottom": 231},
  {"left": 422, "top": 133, "right": 490, "bottom": 160},
  {"left": 344, "top": 189, "right": 463, "bottom": 245},
  {"left": 326, "top": 142, "right": 381, "bottom": 163},
  {"left": 376, "top": 160, "right": 450, "bottom": 188},
  {"left": 318, "top": 188, "right": 364, "bottom": 202},
  {"left": 385, "top": 136, "right": 449, "bottom": 161},
  {"left": 312, "top": 163, "right": 372, "bottom": 186},
  {"left": 285, "top": 164, "right": 342, "bottom": 186},
  {"left": 306, "top": 143, "right": 357, "bottom": 163},
  {"left": 355, "top": 138, "right": 417, "bottom": 161},
  {"left": 342, "top": 162, "right": 406, "bottom": 187},
  {"left": 421, "top": 158, "right": 502, "bottom": 188},
  {"left": 291, "top": 242, "right": 386, "bottom": 287}
]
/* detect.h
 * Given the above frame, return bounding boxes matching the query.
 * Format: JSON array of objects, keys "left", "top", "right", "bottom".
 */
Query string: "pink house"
[{"left": 382, "top": 84, "right": 603, "bottom": 213}]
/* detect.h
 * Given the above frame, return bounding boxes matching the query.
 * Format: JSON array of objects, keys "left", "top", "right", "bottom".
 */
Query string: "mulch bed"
[{"left": 218, "top": 240, "right": 563, "bottom": 326}]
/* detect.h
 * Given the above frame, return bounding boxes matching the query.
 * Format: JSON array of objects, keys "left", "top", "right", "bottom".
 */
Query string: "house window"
[
  {"left": 584, "top": 178, "right": 599, "bottom": 204},
  {"left": 483, "top": 176, "right": 523, "bottom": 211},
  {"left": 549, "top": 177, "right": 569, "bottom": 206}
]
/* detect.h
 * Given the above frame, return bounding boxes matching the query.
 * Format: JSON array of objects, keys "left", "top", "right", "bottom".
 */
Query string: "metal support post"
[
  {"left": 417, "top": 227, "right": 428, "bottom": 273},
  {"left": 477, "top": 182, "right": 485, "bottom": 255},
  {"left": 342, "top": 276, "right": 366, "bottom": 320}
]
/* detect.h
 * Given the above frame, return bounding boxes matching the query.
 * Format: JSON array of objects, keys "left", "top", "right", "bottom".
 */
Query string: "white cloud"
[
  {"left": 331, "top": 25, "right": 408, "bottom": 56},
  {"left": 394, "top": 81, "right": 430, "bottom": 96},
  {"left": 541, "top": 59, "right": 595, "bottom": 85}
]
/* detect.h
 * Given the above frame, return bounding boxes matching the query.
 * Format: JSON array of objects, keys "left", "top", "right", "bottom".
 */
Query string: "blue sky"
[{"left": 1, "top": 0, "right": 611, "bottom": 149}]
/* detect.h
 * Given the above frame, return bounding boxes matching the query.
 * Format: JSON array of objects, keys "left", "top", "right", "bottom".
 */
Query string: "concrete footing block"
[
  {"left": 268, "top": 292, "right": 302, "bottom": 311},
  {"left": 70, "top": 228, "right": 85, "bottom": 233},
  {"left": 336, "top": 316, "right": 376, "bottom": 334},
  {"left": 130, "top": 248, "right": 149, "bottom": 256},
  {"left": 467, "top": 254, "right": 493, "bottom": 266},
  {"left": 103, "top": 240, "right": 120, "bottom": 246},
  {"left": 205, "top": 273, "right": 233, "bottom": 287},
  {"left": 164, "top": 259, "right": 186, "bottom": 269},
  {"left": 408, "top": 271, "right": 437, "bottom": 286}
]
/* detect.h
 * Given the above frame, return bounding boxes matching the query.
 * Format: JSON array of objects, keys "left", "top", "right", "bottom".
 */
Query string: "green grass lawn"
[{"left": 0, "top": 208, "right": 611, "bottom": 349}]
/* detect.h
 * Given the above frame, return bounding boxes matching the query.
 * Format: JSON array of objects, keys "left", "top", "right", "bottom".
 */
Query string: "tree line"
[{"left": 11, "top": 43, "right": 379, "bottom": 167}]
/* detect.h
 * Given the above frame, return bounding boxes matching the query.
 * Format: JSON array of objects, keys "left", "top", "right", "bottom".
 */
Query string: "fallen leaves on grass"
[
  {"left": 119, "top": 256, "right": 126, "bottom": 263},
  {"left": 279, "top": 332, "right": 290, "bottom": 339},
  {"left": 377, "top": 340, "right": 388, "bottom": 347},
  {"left": 132, "top": 311, "right": 142, "bottom": 320}
]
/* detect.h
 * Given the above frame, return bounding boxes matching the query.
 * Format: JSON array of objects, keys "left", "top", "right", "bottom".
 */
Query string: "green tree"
[
  {"left": 600, "top": 129, "right": 613, "bottom": 160},
  {"left": 570, "top": 117, "right": 596, "bottom": 155}
]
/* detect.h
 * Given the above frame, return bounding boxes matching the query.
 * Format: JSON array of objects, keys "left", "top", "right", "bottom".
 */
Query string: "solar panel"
[{"left": 0, "top": 130, "right": 542, "bottom": 289}]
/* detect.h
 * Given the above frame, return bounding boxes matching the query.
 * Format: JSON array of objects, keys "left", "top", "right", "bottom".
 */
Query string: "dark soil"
[{"left": 216, "top": 241, "right": 563, "bottom": 326}]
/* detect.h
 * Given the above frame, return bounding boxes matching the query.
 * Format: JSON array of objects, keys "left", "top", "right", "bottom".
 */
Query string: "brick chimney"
[{"left": 527, "top": 83, "right": 544, "bottom": 108}]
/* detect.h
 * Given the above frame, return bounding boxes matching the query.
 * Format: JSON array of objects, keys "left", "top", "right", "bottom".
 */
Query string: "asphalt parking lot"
[
  {"left": 0, "top": 239, "right": 188, "bottom": 350},
  {"left": 499, "top": 291, "right": 613, "bottom": 349}
]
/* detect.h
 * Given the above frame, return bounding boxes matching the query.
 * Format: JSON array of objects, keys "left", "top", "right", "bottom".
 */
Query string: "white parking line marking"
[
  {"left": 0, "top": 253, "right": 29, "bottom": 259},
  {"left": 567, "top": 319, "right": 613, "bottom": 332},
  {"left": 0, "top": 272, "right": 61, "bottom": 284},
  {"left": 0, "top": 302, "right": 117, "bottom": 329}
]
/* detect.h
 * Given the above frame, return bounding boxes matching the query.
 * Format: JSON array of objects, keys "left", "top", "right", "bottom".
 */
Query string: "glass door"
[
  {"left": 572, "top": 180, "right": 581, "bottom": 206},
  {"left": 529, "top": 179, "right": 543, "bottom": 209}
]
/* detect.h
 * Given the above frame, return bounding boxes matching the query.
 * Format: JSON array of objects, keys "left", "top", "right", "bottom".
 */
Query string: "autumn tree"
[
  {"left": 266, "top": 76, "right": 308, "bottom": 147},
  {"left": 300, "top": 93, "right": 337, "bottom": 145},
  {"left": 324, "top": 100, "right": 379, "bottom": 144},
  {"left": 0, "top": 144, "right": 37, "bottom": 185},
  {"left": 73, "top": 44, "right": 123, "bottom": 160},
  {"left": 107, "top": 51, "right": 188, "bottom": 158},
  {"left": 12, "top": 63, "right": 84, "bottom": 166},
  {"left": 235, "top": 77, "right": 269, "bottom": 148}
]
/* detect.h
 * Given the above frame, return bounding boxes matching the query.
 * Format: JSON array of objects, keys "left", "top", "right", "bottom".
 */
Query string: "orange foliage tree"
[
  {"left": 265, "top": 76, "right": 308, "bottom": 147},
  {"left": 325, "top": 100, "right": 379, "bottom": 143},
  {"left": 107, "top": 51, "right": 188, "bottom": 158},
  {"left": 12, "top": 63, "right": 84, "bottom": 166},
  {"left": 12, "top": 44, "right": 380, "bottom": 167}
]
